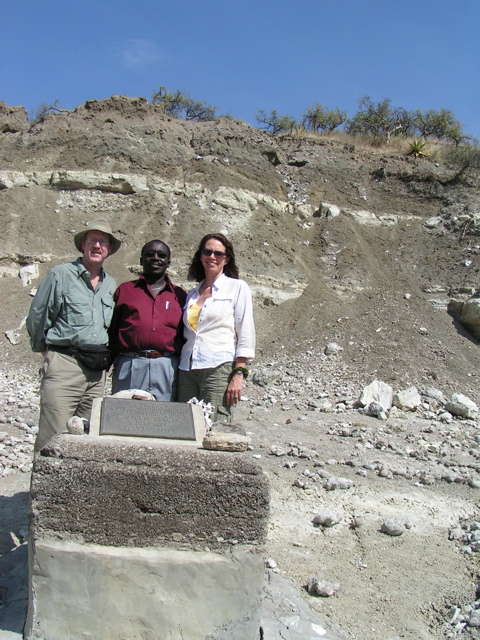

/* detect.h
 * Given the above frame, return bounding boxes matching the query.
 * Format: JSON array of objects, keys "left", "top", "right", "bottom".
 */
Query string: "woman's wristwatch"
[{"left": 231, "top": 366, "right": 249, "bottom": 378}]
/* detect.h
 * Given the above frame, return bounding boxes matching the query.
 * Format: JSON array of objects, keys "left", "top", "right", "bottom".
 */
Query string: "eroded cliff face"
[
  {"left": 0, "top": 95, "right": 479, "bottom": 398},
  {"left": 1, "top": 96, "right": 480, "bottom": 640}
]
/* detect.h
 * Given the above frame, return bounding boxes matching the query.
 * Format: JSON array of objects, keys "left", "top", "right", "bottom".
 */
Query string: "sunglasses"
[
  {"left": 144, "top": 250, "right": 169, "bottom": 259},
  {"left": 201, "top": 249, "right": 227, "bottom": 258}
]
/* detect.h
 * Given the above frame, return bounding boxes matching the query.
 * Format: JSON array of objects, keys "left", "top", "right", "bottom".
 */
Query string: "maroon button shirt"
[{"left": 109, "top": 275, "right": 186, "bottom": 356}]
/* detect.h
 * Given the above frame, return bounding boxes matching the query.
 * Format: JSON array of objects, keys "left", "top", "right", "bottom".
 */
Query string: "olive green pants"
[
  {"left": 35, "top": 350, "right": 105, "bottom": 451},
  {"left": 177, "top": 361, "right": 233, "bottom": 422}
]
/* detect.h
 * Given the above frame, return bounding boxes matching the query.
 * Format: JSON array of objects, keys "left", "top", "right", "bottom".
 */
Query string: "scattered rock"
[
  {"left": 306, "top": 576, "right": 340, "bottom": 597},
  {"left": 270, "top": 444, "right": 290, "bottom": 457},
  {"left": 445, "top": 393, "right": 479, "bottom": 419},
  {"left": 202, "top": 432, "right": 251, "bottom": 452},
  {"left": 365, "top": 401, "right": 389, "bottom": 420},
  {"left": 448, "top": 294, "right": 480, "bottom": 340},
  {"left": 393, "top": 386, "right": 421, "bottom": 411},
  {"left": 19, "top": 264, "right": 39, "bottom": 287},
  {"left": 312, "top": 510, "right": 342, "bottom": 527},
  {"left": 380, "top": 519, "right": 408, "bottom": 536},
  {"left": 324, "top": 342, "right": 343, "bottom": 356},
  {"left": 66, "top": 416, "right": 87, "bottom": 435},
  {"left": 324, "top": 477, "right": 353, "bottom": 491},
  {"left": 357, "top": 380, "right": 393, "bottom": 411},
  {"left": 469, "top": 609, "right": 480, "bottom": 628},
  {"left": 110, "top": 389, "right": 156, "bottom": 401}
]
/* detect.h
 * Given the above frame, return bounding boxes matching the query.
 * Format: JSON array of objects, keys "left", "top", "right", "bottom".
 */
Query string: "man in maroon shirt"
[{"left": 109, "top": 240, "right": 186, "bottom": 400}]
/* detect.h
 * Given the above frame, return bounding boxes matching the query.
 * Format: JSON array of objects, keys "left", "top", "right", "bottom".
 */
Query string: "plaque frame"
[{"left": 89, "top": 398, "right": 206, "bottom": 445}]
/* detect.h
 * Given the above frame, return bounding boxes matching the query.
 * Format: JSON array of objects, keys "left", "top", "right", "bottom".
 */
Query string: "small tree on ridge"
[
  {"left": 302, "top": 104, "right": 347, "bottom": 133},
  {"left": 255, "top": 109, "right": 297, "bottom": 135},
  {"left": 152, "top": 86, "right": 217, "bottom": 121}
]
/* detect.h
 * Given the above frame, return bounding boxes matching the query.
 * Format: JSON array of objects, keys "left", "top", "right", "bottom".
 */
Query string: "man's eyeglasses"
[
  {"left": 84, "top": 238, "right": 110, "bottom": 247},
  {"left": 201, "top": 249, "right": 227, "bottom": 258},
  {"left": 144, "top": 250, "right": 169, "bottom": 259}
]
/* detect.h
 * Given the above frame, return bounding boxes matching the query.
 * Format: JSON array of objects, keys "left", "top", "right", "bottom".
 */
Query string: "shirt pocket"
[
  {"left": 204, "top": 296, "right": 235, "bottom": 327},
  {"left": 64, "top": 296, "right": 91, "bottom": 328}
]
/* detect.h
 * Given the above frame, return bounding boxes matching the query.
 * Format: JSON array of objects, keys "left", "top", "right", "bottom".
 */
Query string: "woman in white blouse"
[{"left": 178, "top": 234, "right": 255, "bottom": 422}]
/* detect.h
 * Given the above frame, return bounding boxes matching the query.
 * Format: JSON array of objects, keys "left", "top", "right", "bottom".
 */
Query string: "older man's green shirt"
[{"left": 27, "top": 258, "right": 116, "bottom": 352}]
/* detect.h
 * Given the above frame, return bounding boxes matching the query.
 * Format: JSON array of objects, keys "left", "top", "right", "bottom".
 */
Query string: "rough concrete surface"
[{"left": 30, "top": 435, "right": 269, "bottom": 548}]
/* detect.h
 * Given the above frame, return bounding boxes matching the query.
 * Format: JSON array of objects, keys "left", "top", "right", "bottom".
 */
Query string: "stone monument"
[{"left": 25, "top": 400, "right": 270, "bottom": 640}]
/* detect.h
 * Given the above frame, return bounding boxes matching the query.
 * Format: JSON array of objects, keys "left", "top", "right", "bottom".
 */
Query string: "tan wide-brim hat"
[{"left": 74, "top": 218, "right": 122, "bottom": 255}]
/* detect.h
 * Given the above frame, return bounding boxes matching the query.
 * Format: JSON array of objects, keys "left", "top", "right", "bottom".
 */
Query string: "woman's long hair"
[{"left": 188, "top": 234, "right": 239, "bottom": 281}]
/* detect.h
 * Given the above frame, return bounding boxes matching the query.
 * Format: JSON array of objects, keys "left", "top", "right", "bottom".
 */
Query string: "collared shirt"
[
  {"left": 109, "top": 275, "right": 186, "bottom": 356},
  {"left": 179, "top": 273, "right": 255, "bottom": 371},
  {"left": 26, "top": 258, "right": 116, "bottom": 352}
]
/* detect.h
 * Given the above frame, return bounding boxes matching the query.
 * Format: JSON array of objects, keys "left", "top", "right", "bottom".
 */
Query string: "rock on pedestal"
[{"left": 25, "top": 435, "right": 270, "bottom": 640}]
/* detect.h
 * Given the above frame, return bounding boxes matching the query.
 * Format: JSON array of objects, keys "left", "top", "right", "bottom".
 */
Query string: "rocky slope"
[{"left": 0, "top": 95, "right": 479, "bottom": 640}]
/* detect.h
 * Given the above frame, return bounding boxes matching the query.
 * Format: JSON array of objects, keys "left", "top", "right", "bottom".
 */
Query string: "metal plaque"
[{"left": 99, "top": 398, "right": 197, "bottom": 440}]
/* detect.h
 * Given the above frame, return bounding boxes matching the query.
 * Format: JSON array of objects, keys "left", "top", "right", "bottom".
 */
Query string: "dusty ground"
[
  {"left": 0, "top": 96, "right": 479, "bottom": 639},
  {"left": 241, "top": 403, "right": 479, "bottom": 640},
  {"left": 1, "top": 373, "right": 479, "bottom": 640}
]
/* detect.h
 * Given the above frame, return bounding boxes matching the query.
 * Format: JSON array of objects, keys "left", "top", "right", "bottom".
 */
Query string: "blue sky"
[{"left": 2, "top": 0, "right": 479, "bottom": 139}]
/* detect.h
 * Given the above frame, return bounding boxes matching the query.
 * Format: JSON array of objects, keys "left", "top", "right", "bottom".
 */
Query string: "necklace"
[{"left": 150, "top": 283, "right": 165, "bottom": 291}]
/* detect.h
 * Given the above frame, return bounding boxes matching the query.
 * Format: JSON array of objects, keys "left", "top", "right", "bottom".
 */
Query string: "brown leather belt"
[{"left": 120, "top": 350, "right": 173, "bottom": 359}]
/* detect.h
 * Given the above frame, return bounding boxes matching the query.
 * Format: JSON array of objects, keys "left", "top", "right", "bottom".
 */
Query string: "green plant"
[
  {"left": 407, "top": 139, "right": 429, "bottom": 157},
  {"left": 287, "top": 122, "right": 307, "bottom": 141},
  {"left": 346, "top": 96, "right": 413, "bottom": 144},
  {"left": 151, "top": 86, "right": 217, "bottom": 121},
  {"left": 255, "top": 109, "right": 297, "bottom": 135},
  {"left": 413, "top": 109, "right": 463, "bottom": 143},
  {"left": 302, "top": 104, "right": 347, "bottom": 133},
  {"left": 443, "top": 138, "right": 480, "bottom": 182}
]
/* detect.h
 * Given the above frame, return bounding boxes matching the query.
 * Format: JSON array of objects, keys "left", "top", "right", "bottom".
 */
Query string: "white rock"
[
  {"left": 358, "top": 379, "right": 393, "bottom": 410},
  {"left": 111, "top": 389, "right": 156, "bottom": 401},
  {"left": 469, "top": 609, "right": 480, "bottom": 627},
  {"left": 19, "top": 264, "right": 39, "bottom": 286},
  {"left": 269, "top": 444, "right": 289, "bottom": 457},
  {"left": 324, "top": 477, "right": 352, "bottom": 491},
  {"left": 320, "top": 202, "right": 340, "bottom": 219},
  {"left": 311, "top": 622, "right": 327, "bottom": 636},
  {"left": 393, "top": 386, "right": 421, "bottom": 411},
  {"left": 66, "top": 416, "right": 86, "bottom": 435},
  {"left": 341, "top": 208, "right": 382, "bottom": 226},
  {"left": 202, "top": 433, "right": 251, "bottom": 452},
  {"left": 424, "top": 216, "right": 443, "bottom": 229},
  {"left": 312, "top": 510, "right": 342, "bottom": 527},
  {"left": 381, "top": 519, "right": 406, "bottom": 536},
  {"left": 423, "top": 387, "right": 446, "bottom": 405},
  {"left": 445, "top": 393, "right": 479, "bottom": 419},
  {"left": 306, "top": 576, "right": 340, "bottom": 597},
  {"left": 324, "top": 342, "right": 343, "bottom": 356}
]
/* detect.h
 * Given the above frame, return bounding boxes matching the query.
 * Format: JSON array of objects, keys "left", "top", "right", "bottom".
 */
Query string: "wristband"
[{"left": 231, "top": 366, "right": 249, "bottom": 379}]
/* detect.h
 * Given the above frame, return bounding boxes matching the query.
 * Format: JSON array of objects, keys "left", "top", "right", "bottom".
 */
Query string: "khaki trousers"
[{"left": 35, "top": 350, "right": 105, "bottom": 451}]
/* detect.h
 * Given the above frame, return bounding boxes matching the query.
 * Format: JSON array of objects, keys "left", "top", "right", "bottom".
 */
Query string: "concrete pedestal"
[{"left": 25, "top": 435, "right": 270, "bottom": 640}]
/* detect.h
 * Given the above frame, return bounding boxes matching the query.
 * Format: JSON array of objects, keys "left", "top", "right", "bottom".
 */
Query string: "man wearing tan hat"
[{"left": 27, "top": 218, "right": 121, "bottom": 451}]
